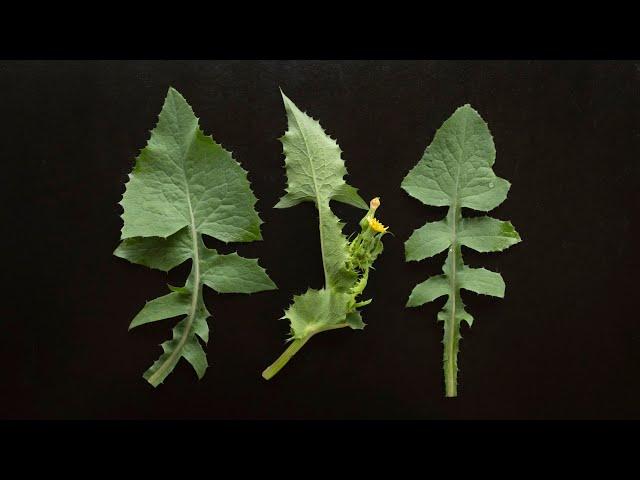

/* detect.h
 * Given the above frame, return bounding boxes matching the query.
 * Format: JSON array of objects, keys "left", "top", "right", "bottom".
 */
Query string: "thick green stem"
[
  {"left": 262, "top": 337, "right": 309, "bottom": 380},
  {"left": 262, "top": 323, "right": 349, "bottom": 380},
  {"left": 444, "top": 204, "right": 461, "bottom": 398},
  {"left": 446, "top": 380, "right": 457, "bottom": 397},
  {"left": 444, "top": 319, "right": 459, "bottom": 398}
]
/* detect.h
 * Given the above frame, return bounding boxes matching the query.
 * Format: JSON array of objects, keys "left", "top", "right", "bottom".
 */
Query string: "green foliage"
[
  {"left": 115, "top": 87, "right": 276, "bottom": 387},
  {"left": 402, "top": 105, "right": 521, "bottom": 397},
  {"left": 262, "top": 91, "right": 388, "bottom": 380}
]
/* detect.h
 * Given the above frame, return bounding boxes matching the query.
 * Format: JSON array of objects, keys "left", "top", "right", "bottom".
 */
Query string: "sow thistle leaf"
[
  {"left": 275, "top": 91, "right": 367, "bottom": 290},
  {"left": 274, "top": 91, "right": 368, "bottom": 212},
  {"left": 402, "top": 104, "right": 521, "bottom": 397},
  {"left": 283, "top": 289, "right": 352, "bottom": 339},
  {"left": 262, "top": 91, "right": 388, "bottom": 380},
  {"left": 114, "top": 227, "right": 191, "bottom": 272},
  {"left": 404, "top": 220, "right": 450, "bottom": 261},
  {"left": 115, "top": 87, "right": 276, "bottom": 387},
  {"left": 129, "top": 291, "right": 191, "bottom": 330},
  {"left": 119, "top": 90, "right": 263, "bottom": 243},
  {"left": 458, "top": 217, "right": 520, "bottom": 253},
  {"left": 201, "top": 252, "right": 276, "bottom": 294}
]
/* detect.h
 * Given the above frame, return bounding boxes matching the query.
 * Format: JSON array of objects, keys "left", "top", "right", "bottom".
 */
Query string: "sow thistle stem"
[
  {"left": 262, "top": 197, "right": 388, "bottom": 380},
  {"left": 262, "top": 323, "right": 349, "bottom": 380},
  {"left": 264, "top": 92, "right": 389, "bottom": 381}
]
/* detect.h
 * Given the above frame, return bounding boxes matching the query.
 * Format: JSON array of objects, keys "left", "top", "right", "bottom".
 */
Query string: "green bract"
[
  {"left": 115, "top": 87, "right": 276, "bottom": 387},
  {"left": 261, "top": 91, "right": 388, "bottom": 380},
  {"left": 402, "top": 105, "right": 521, "bottom": 397}
]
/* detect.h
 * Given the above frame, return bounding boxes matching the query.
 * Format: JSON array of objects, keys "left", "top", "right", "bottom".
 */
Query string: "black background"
[{"left": 1, "top": 61, "right": 638, "bottom": 420}]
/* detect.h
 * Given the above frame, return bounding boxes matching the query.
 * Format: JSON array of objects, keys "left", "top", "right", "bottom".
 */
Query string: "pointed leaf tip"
[{"left": 279, "top": 88, "right": 291, "bottom": 103}]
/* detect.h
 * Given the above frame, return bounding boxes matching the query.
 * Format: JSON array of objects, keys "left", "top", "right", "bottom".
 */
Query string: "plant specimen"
[
  {"left": 261, "top": 91, "right": 389, "bottom": 380},
  {"left": 115, "top": 87, "right": 276, "bottom": 387},
  {"left": 402, "top": 105, "right": 521, "bottom": 397}
]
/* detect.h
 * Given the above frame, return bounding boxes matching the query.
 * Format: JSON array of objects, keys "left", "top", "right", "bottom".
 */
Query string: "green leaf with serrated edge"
[
  {"left": 115, "top": 87, "right": 276, "bottom": 387},
  {"left": 457, "top": 267, "right": 505, "bottom": 297},
  {"left": 405, "top": 220, "right": 450, "bottom": 261},
  {"left": 458, "top": 217, "right": 521, "bottom": 252},
  {"left": 119, "top": 89, "right": 263, "bottom": 243},
  {"left": 283, "top": 289, "right": 352, "bottom": 339},
  {"left": 192, "top": 296, "right": 210, "bottom": 344},
  {"left": 129, "top": 291, "right": 191, "bottom": 330},
  {"left": 275, "top": 90, "right": 365, "bottom": 290},
  {"left": 262, "top": 91, "right": 388, "bottom": 381},
  {"left": 182, "top": 338, "right": 208, "bottom": 379},
  {"left": 201, "top": 251, "right": 277, "bottom": 294},
  {"left": 167, "top": 284, "right": 190, "bottom": 294},
  {"left": 114, "top": 228, "right": 191, "bottom": 272},
  {"left": 402, "top": 104, "right": 521, "bottom": 397},
  {"left": 142, "top": 316, "right": 192, "bottom": 386},
  {"left": 407, "top": 275, "right": 448, "bottom": 307},
  {"left": 345, "top": 310, "right": 365, "bottom": 330},
  {"left": 333, "top": 184, "right": 369, "bottom": 210}
]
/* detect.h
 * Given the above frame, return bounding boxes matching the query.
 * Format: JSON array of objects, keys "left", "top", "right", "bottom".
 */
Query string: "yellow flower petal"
[{"left": 367, "top": 216, "right": 388, "bottom": 233}]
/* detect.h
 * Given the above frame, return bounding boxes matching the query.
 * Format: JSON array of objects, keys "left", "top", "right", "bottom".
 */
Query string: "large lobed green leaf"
[
  {"left": 275, "top": 91, "right": 368, "bottom": 337},
  {"left": 115, "top": 87, "right": 276, "bottom": 387},
  {"left": 402, "top": 104, "right": 521, "bottom": 397}
]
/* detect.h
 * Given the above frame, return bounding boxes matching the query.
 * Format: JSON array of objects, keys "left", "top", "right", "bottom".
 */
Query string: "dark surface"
[{"left": 1, "top": 60, "right": 638, "bottom": 419}]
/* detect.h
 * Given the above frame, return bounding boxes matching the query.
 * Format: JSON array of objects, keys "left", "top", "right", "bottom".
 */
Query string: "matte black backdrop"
[{"left": 1, "top": 61, "right": 638, "bottom": 419}]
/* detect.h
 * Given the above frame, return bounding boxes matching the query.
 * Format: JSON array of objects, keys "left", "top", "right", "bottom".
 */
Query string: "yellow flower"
[{"left": 367, "top": 216, "right": 388, "bottom": 233}]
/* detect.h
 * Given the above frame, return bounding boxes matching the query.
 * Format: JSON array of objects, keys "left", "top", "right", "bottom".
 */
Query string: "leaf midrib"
[
  {"left": 289, "top": 107, "right": 331, "bottom": 285},
  {"left": 146, "top": 118, "right": 201, "bottom": 386},
  {"left": 445, "top": 110, "right": 469, "bottom": 396}
]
